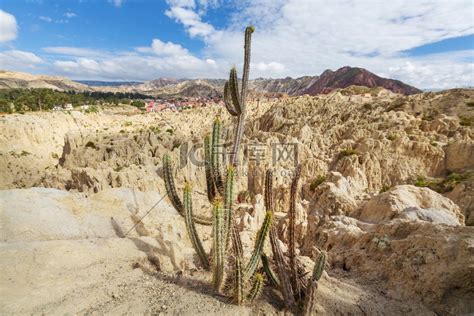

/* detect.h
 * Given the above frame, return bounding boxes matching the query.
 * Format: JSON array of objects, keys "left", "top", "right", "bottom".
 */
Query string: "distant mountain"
[
  {"left": 249, "top": 76, "right": 319, "bottom": 95},
  {"left": 302, "top": 66, "right": 421, "bottom": 95},
  {"left": 75, "top": 80, "right": 143, "bottom": 87},
  {"left": 0, "top": 67, "right": 421, "bottom": 97},
  {"left": 0, "top": 70, "right": 91, "bottom": 91}
]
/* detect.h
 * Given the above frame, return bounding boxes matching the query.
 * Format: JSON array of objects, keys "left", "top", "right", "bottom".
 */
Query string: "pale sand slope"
[{"left": 0, "top": 187, "right": 433, "bottom": 315}]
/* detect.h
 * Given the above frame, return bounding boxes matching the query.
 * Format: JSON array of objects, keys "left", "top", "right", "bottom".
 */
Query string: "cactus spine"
[
  {"left": 244, "top": 211, "right": 272, "bottom": 282},
  {"left": 212, "top": 199, "right": 225, "bottom": 291},
  {"left": 183, "top": 183, "right": 209, "bottom": 270},
  {"left": 234, "top": 256, "right": 244, "bottom": 305}
]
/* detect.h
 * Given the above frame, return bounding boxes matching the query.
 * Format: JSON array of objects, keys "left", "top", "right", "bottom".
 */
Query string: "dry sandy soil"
[{"left": 1, "top": 87, "right": 473, "bottom": 315}]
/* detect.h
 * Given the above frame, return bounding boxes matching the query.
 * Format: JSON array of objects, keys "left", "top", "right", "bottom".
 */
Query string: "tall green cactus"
[
  {"left": 261, "top": 253, "right": 279, "bottom": 286},
  {"left": 212, "top": 199, "right": 225, "bottom": 291},
  {"left": 247, "top": 273, "right": 264, "bottom": 302},
  {"left": 266, "top": 169, "right": 295, "bottom": 307},
  {"left": 312, "top": 252, "right": 326, "bottom": 282},
  {"left": 204, "top": 135, "right": 216, "bottom": 202},
  {"left": 223, "top": 26, "right": 254, "bottom": 166},
  {"left": 160, "top": 26, "right": 275, "bottom": 307},
  {"left": 211, "top": 118, "right": 224, "bottom": 195},
  {"left": 234, "top": 256, "right": 244, "bottom": 305},
  {"left": 223, "top": 165, "right": 235, "bottom": 250},
  {"left": 303, "top": 252, "right": 326, "bottom": 316},
  {"left": 244, "top": 211, "right": 272, "bottom": 282},
  {"left": 183, "top": 183, "right": 210, "bottom": 270},
  {"left": 289, "top": 165, "right": 302, "bottom": 298},
  {"left": 163, "top": 153, "right": 212, "bottom": 225}
]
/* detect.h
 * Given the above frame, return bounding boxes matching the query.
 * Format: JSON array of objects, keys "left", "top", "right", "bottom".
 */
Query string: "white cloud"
[
  {"left": 43, "top": 46, "right": 106, "bottom": 58},
  {"left": 0, "top": 10, "right": 18, "bottom": 42},
  {"left": 165, "top": 5, "right": 215, "bottom": 38},
  {"left": 109, "top": 0, "right": 123, "bottom": 8},
  {"left": 0, "top": 50, "right": 43, "bottom": 69},
  {"left": 136, "top": 39, "right": 189, "bottom": 56},
  {"left": 39, "top": 16, "right": 53, "bottom": 23},
  {"left": 197, "top": 0, "right": 474, "bottom": 88},
  {"left": 50, "top": 40, "right": 222, "bottom": 80},
  {"left": 64, "top": 12, "right": 77, "bottom": 18},
  {"left": 3, "top": 0, "right": 473, "bottom": 89}
]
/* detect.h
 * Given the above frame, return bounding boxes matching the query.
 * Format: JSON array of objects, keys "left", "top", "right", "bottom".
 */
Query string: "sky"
[{"left": 0, "top": 0, "right": 473, "bottom": 89}]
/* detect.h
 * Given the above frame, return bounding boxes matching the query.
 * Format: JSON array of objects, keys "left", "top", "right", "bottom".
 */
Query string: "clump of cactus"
[{"left": 162, "top": 26, "right": 325, "bottom": 310}]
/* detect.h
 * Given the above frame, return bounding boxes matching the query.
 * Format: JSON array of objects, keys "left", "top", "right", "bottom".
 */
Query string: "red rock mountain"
[{"left": 302, "top": 66, "right": 421, "bottom": 95}]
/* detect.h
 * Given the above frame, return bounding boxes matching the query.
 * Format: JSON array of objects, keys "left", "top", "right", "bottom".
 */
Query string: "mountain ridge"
[{"left": 1, "top": 66, "right": 421, "bottom": 97}]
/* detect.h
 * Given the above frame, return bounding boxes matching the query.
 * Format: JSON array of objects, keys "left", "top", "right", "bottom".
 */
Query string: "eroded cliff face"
[{"left": 1, "top": 88, "right": 473, "bottom": 314}]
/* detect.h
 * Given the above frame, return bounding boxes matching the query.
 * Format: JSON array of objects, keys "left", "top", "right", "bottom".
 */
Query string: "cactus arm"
[
  {"left": 246, "top": 273, "right": 264, "bottom": 303},
  {"left": 303, "top": 253, "right": 326, "bottom": 316},
  {"left": 289, "top": 165, "right": 302, "bottom": 298},
  {"left": 230, "top": 26, "right": 254, "bottom": 166},
  {"left": 265, "top": 166, "right": 295, "bottom": 306},
  {"left": 163, "top": 153, "right": 213, "bottom": 226},
  {"left": 162, "top": 153, "right": 184, "bottom": 214},
  {"left": 264, "top": 169, "right": 273, "bottom": 212},
  {"left": 231, "top": 222, "right": 243, "bottom": 258},
  {"left": 234, "top": 256, "right": 244, "bottom": 305},
  {"left": 312, "top": 252, "right": 326, "bottom": 282},
  {"left": 224, "top": 81, "right": 239, "bottom": 116},
  {"left": 212, "top": 199, "right": 225, "bottom": 292},
  {"left": 303, "top": 280, "right": 318, "bottom": 316},
  {"left": 288, "top": 166, "right": 302, "bottom": 294},
  {"left": 204, "top": 135, "right": 216, "bottom": 203},
  {"left": 211, "top": 117, "right": 224, "bottom": 195},
  {"left": 244, "top": 211, "right": 272, "bottom": 282},
  {"left": 240, "top": 26, "right": 254, "bottom": 108},
  {"left": 229, "top": 67, "right": 242, "bottom": 114},
  {"left": 183, "top": 183, "right": 210, "bottom": 270},
  {"left": 270, "top": 219, "right": 295, "bottom": 307},
  {"left": 261, "top": 253, "right": 279, "bottom": 286},
  {"left": 223, "top": 166, "right": 235, "bottom": 250}
]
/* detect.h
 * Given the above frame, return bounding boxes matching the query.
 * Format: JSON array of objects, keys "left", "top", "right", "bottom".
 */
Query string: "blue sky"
[{"left": 0, "top": 0, "right": 473, "bottom": 89}]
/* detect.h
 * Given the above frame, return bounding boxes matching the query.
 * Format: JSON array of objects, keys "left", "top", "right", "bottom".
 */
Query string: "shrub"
[
  {"left": 379, "top": 185, "right": 390, "bottom": 193},
  {"left": 85, "top": 105, "right": 99, "bottom": 114},
  {"left": 339, "top": 148, "right": 359, "bottom": 157},
  {"left": 414, "top": 176, "right": 430, "bottom": 187},
  {"left": 85, "top": 141, "right": 96, "bottom": 149},
  {"left": 310, "top": 175, "right": 326, "bottom": 191},
  {"left": 465, "top": 101, "right": 474, "bottom": 107},
  {"left": 459, "top": 115, "right": 472, "bottom": 127}
]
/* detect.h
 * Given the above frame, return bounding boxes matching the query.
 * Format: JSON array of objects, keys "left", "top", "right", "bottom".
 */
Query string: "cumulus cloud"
[
  {"left": 136, "top": 39, "right": 190, "bottom": 56},
  {"left": 50, "top": 39, "right": 222, "bottom": 80},
  {"left": 0, "top": 10, "right": 18, "bottom": 42},
  {"left": 64, "top": 12, "right": 77, "bottom": 18},
  {"left": 3, "top": 0, "right": 473, "bottom": 88},
  {"left": 39, "top": 16, "right": 53, "bottom": 23},
  {"left": 0, "top": 50, "right": 43, "bottom": 69},
  {"left": 43, "top": 46, "right": 106, "bottom": 58},
  {"left": 108, "top": 0, "right": 123, "bottom": 8},
  {"left": 165, "top": 1, "right": 216, "bottom": 38},
  {"left": 197, "top": 0, "right": 474, "bottom": 88}
]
